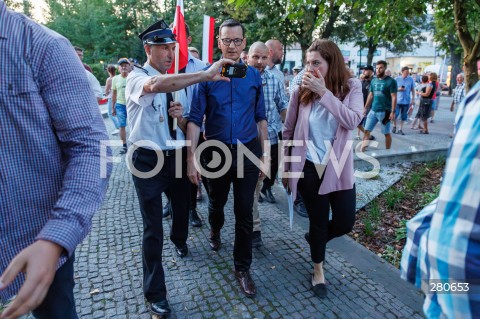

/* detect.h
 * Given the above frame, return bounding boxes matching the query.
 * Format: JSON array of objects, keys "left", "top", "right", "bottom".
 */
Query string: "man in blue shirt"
[
  {"left": 393, "top": 66, "right": 415, "bottom": 135},
  {"left": 186, "top": 19, "right": 268, "bottom": 298},
  {"left": 0, "top": 2, "right": 111, "bottom": 318}
]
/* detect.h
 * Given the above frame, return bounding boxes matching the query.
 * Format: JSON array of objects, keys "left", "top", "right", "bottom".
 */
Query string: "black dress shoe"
[
  {"left": 149, "top": 299, "right": 171, "bottom": 317},
  {"left": 258, "top": 193, "right": 264, "bottom": 203},
  {"left": 294, "top": 201, "right": 308, "bottom": 217},
  {"left": 162, "top": 201, "right": 171, "bottom": 218},
  {"left": 175, "top": 244, "right": 188, "bottom": 258},
  {"left": 189, "top": 209, "right": 203, "bottom": 227},
  {"left": 261, "top": 188, "right": 276, "bottom": 203},
  {"left": 234, "top": 270, "right": 257, "bottom": 298},
  {"left": 312, "top": 282, "right": 328, "bottom": 298},
  {"left": 252, "top": 231, "right": 263, "bottom": 248},
  {"left": 209, "top": 231, "right": 221, "bottom": 251}
]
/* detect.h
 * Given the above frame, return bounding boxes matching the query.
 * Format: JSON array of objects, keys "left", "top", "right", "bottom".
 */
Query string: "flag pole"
[{"left": 173, "top": 42, "right": 179, "bottom": 130}]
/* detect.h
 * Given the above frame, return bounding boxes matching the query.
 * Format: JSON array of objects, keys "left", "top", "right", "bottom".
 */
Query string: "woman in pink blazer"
[{"left": 282, "top": 39, "right": 363, "bottom": 298}]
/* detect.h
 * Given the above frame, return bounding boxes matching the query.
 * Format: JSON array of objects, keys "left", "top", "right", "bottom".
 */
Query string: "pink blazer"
[{"left": 283, "top": 78, "right": 363, "bottom": 197}]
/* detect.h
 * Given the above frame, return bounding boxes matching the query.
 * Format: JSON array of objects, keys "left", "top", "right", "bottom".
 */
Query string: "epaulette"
[{"left": 134, "top": 64, "right": 149, "bottom": 75}]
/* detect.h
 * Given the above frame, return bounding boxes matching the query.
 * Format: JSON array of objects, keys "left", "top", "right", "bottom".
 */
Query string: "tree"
[
  {"left": 229, "top": 0, "right": 349, "bottom": 61},
  {"left": 453, "top": 0, "right": 480, "bottom": 91},
  {"left": 432, "top": 0, "right": 463, "bottom": 90},
  {"left": 343, "top": 0, "right": 426, "bottom": 66}
]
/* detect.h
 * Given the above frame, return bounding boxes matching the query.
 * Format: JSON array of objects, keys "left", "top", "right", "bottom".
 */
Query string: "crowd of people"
[{"left": 0, "top": 1, "right": 477, "bottom": 318}]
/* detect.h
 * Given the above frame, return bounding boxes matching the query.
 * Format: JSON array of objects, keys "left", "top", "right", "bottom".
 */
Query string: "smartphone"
[{"left": 221, "top": 63, "right": 247, "bottom": 78}]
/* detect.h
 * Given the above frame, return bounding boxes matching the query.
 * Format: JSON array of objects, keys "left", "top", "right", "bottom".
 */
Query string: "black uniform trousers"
[
  {"left": 131, "top": 147, "right": 190, "bottom": 302},
  {"left": 205, "top": 139, "right": 261, "bottom": 272}
]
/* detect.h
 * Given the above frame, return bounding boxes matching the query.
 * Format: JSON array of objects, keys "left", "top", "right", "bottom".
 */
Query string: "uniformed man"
[{"left": 125, "top": 19, "right": 233, "bottom": 318}]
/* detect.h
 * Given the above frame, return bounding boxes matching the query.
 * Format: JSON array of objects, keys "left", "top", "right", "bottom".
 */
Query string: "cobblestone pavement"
[{"left": 73, "top": 147, "right": 424, "bottom": 318}]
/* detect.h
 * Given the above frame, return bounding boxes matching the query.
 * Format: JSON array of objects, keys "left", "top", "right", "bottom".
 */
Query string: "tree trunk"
[
  {"left": 320, "top": 2, "right": 340, "bottom": 39},
  {"left": 454, "top": 0, "right": 480, "bottom": 92},
  {"left": 464, "top": 54, "right": 479, "bottom": 91},
  {"left": 366, "top": 38, "right": 377, "bottom": 66},
  {"left": 449, "top": 44, "right": 462, "bottom": 91}
]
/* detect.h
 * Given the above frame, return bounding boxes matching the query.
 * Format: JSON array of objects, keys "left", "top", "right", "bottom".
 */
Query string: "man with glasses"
[{"left": 186, "top": 19, "right": 268, "bottom": 298}]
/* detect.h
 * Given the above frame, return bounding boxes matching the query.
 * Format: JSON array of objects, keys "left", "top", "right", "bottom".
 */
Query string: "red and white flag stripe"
[
  {"left": 168, "top": 0, "right": 188, "bottom": 74},
  {"left": 202, "top": 15, "right": 215, "bottom": 64}
]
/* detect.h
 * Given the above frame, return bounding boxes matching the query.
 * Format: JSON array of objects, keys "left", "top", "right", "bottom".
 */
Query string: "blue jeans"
[
  {"left": 365, "top": 110, "right": 391, "bottom": 134},
  {"left": 32, "top": 255, "right": 78, "bottom": 319},
  {"left": 395, "top": 104, "right": 409, "bottom": 121}
]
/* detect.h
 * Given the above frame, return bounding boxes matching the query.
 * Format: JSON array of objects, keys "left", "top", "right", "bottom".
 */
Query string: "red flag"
[
  {"left": 202, "top": 15, "right": 215, "bottom": 64},
  {"left": 168, "top": 0, "right": 188, "bottom": 73}
]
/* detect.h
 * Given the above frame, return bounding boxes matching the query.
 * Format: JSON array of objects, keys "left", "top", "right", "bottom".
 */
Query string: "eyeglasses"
[{"left": 220, "top": 38, "right": 244, "bottom": 46}]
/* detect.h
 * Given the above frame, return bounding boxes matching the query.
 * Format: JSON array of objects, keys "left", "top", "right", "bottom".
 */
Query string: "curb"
[{"left": 354, "top": 147, "right": 448, "bottom": 170}]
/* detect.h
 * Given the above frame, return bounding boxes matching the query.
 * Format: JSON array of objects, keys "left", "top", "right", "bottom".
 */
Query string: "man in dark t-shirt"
[{"left": 356, "top": 65, "right": 375, "bottom": 139}]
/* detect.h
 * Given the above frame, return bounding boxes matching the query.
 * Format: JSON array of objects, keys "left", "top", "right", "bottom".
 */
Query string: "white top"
[
  {"left": 85, "top": 70, "right": 103, "bottom": 99},
  {"left": 125, "top": 63, "right": 188, "bottom": 150},
  {"left": 306, "top": 99, "right": 338, "bottom": 164}
]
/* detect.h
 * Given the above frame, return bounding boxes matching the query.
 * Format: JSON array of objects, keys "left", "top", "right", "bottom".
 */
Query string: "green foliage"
[
  {"left": 420, "top": 184, "right": 441, "bottom": 208},
  {"left": 344, "top": 0, "right": 427, "bottom": 65},
  {"left": 405, "top": 169, "right": 425, "bottom": 191},
  {"left": 363, "top": 217, "right": 375, "bottom": 237},
  {"left": 395, "top": 219, "right": 407, "bottom": 241},
  {"left": 44, "top": 0, "right": 173, "bottom": 65},
  {"left": 381, "top": 245, "right": 402, "bottom": 268},
  {"left": 369, "top": 199, "right": 381, "bottom": 222},
  {"left": 384, "top": 188, "right": 405, "bottom": 210},
  {"left": 362, "top": 199, "right": 381, "bottom": 237},
  {"left": 91, "top": 63, "right": 108, "bottom": 85}
]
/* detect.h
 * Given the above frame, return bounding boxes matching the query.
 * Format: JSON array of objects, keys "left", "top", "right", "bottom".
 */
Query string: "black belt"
[
  {"left": 224, "top": 138, "right": 258, "bottom": 150},
  {"left": 135, "top": 147, "right": 179, "bottom": 157}
]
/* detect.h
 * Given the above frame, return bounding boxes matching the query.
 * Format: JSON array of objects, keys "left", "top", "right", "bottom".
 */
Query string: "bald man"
[
  {"left": 247, "top": 42, "right": 288, "bottom": 247},
  {"left": 265, "top": 39, "right": 285, "bottom": 83}
]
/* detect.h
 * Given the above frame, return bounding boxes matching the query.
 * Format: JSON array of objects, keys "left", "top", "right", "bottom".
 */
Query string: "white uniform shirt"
[
  {"left": 126, "top": 63, "right": 188, "bottom": 150},
  {"left": 85, "top": 70, "right": 103, "bottom": 99}
]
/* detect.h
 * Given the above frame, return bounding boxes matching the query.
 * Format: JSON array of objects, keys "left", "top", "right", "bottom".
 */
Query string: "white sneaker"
[{"left": 111, "top": 129, "right": 119, "bottom": 135}]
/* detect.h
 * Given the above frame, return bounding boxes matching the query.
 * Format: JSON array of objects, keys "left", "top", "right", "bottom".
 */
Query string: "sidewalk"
[{"left": 78, "top": 97, "right": 455, "bottom": 318}]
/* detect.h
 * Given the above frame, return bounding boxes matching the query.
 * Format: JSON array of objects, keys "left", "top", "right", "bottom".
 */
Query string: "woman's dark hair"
[
  {"left": 422, "top": 75, "right": 429, "bottom": 83},
  {"left": 299, "top": 39, "right": 351, "bottom": 105},
  {"left": 107, "top": 64, "right": 116, "bottom": 76},
  {"left": 218, "top": 19, "right": 245, "bottom": 38}
]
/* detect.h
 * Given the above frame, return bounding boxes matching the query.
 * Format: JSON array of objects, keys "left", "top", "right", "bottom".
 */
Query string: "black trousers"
[
  {"left": 297, "top": 160, "right": 356, "bottom": 263},
  {"left": 205, "top": 139, "right": 261, "bottom": 271},
  {"left": 32, "top": 255, "right": 78, "bottom": 319},
  {"left": 131, "top": 147, "right": 190, "bottom": 302}
]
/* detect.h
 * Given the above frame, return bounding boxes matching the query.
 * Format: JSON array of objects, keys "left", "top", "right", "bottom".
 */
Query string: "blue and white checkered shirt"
[
  {"left": 401, "top": 81, "right": 480, "bottom": 318},
  {"left": 261, "top": 70, "right": 288, "bottom": 144},
  {"left": 452, "top": 82, "right": 466, "bottom": 106},
  {"left": 0, "top": 3, "right": 111, "bottom": 301}
]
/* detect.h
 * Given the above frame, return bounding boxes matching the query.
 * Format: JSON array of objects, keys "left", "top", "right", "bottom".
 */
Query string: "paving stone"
[{"left": 71, "top": 121, "right": 426, "bottom": 319}]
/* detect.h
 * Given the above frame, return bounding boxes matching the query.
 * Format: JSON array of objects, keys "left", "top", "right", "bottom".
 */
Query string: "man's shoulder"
[
  {"left": 188, "top": 56, "right": 207, "bottom": 70},
  {"left": 4, "top": 9, "right": 69, "bottom": 53}
]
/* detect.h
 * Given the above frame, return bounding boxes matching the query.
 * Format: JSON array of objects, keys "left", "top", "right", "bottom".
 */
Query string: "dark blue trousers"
[{"left": 32, "top": 255, "right": 78, "bottom": 319}]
